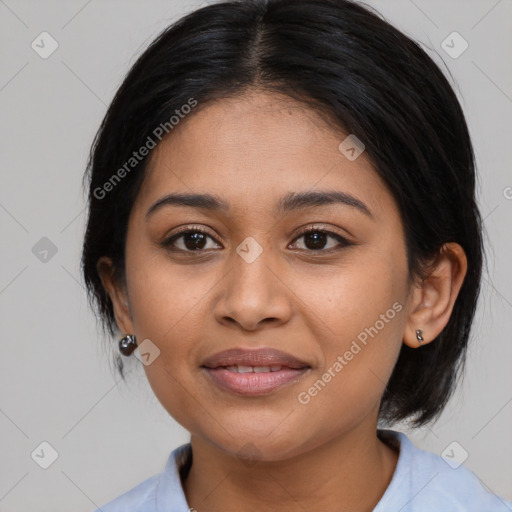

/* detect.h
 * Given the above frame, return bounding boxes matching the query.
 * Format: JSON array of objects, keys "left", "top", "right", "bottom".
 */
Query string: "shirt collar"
[{"left": 155, "top": 443, "right": 193, "bottom": 511}]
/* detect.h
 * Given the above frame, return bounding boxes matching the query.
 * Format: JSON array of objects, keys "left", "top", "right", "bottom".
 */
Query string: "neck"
[{"left": 183, "top": 425, "right": 399, "bottom": 512}]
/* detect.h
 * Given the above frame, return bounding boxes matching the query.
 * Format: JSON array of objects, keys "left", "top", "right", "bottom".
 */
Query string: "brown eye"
[
  {"left": 290, "top": 228, "right": 352, "bottom": 253},
  {"left": 161, "top": 225, "right": 352, "bottom": 255},
  {"left": 162, "top": 228, "right": 221, "bottom": 252}
]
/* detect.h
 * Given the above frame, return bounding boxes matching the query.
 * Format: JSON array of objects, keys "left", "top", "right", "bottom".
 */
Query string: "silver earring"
[
  {"left": 416, "top": 329, "right": 424, "bottom": 344},
  {"left": 119, "top": 334, "right": 137, "bottom": 356}
]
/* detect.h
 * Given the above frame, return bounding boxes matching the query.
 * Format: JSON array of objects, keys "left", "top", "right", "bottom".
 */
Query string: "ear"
[
  {"left": 96, "top": 256, "right": 135, "bottom": 335},
  {"left": 403, "top": 243, "right": 467, "bottom": 348}
]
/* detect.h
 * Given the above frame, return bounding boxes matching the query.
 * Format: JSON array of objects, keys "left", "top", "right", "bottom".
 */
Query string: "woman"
[{"left": 82, "top": 0, "right": 512, "bottom": 509}]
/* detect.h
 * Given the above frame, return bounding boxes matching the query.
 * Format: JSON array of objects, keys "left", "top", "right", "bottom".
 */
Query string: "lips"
[
  {"left": 201, "top": 347, "right": 310, "bottom": 370},
  {"left": 201, "top": 348, "right": 311, "bottom": 396}
]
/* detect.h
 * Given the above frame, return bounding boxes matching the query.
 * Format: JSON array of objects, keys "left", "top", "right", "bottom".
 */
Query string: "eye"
[
  {"left": 289, "top": 226, "right": 353, "bottom": 253},
  {"left": 161, "top": 226, "right": 221, "bottom": 252},
  {"left": 161, "top": 225, "right": 353, "bottom": 254}
]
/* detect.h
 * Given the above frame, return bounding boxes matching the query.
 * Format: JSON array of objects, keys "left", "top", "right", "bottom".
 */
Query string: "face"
[{"left": 112, "top": 90, "right": 413, "bottom": 460}]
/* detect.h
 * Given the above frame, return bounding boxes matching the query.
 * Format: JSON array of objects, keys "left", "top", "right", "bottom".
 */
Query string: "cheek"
[
  {"left": 124, "top": 241, "right": 215, "bottom": 340},
  {"left": 296, "top": 243, "right": 409, "bottom": 344},
  {"left": 292, "top": 244, "right": 409, "bottom": 404},
  {"left": 123, "top": 249, "right": 212, "bottom": 431}
]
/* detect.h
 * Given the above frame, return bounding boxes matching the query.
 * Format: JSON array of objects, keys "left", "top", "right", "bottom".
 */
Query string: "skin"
[{"left": 98, "top": 89, "right": 467, "bottom": 512}]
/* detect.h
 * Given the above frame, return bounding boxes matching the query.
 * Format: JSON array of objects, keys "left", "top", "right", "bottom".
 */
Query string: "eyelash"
[{"left": 161, "top": 224, "right": 353, "bottom": 255}]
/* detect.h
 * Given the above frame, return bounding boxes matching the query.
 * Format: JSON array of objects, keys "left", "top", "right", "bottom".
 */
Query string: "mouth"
[
  {"left": 201, "top": 347, "right": 311, "bottom": 396},
  {"left": 220, "top": 364, "right": 295, "bottom": 373}
]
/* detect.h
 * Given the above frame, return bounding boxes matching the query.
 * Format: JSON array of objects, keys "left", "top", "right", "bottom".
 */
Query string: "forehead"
[{"left": 135, "top": 90, "right": 393, "bottom": 219}]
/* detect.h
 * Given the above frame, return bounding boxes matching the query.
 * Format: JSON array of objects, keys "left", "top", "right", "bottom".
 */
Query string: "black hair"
[{"left": 81, "top": 0, "right": 483, "bottom": 427}]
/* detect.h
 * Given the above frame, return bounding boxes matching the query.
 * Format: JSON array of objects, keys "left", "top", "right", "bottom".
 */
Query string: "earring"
[
  {"left": 416, "top": 329, "right": 424, "bottom": 345},
  {"left": 119, "top": 334, "right": 137, "bottom": 356}
]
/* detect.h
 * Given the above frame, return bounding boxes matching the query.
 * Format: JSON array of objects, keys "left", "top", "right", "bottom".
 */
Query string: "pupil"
[
  {"left": 185, "top": 232, "right": 207, "bottom": 250},
  {"left": 305, "top": 232, "right": 327, "bottom": 250}
]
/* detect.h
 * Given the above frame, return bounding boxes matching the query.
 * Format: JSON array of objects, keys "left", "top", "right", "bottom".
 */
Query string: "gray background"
[{"left": 0, "top": 0, "right": 511, "bottom": 510}]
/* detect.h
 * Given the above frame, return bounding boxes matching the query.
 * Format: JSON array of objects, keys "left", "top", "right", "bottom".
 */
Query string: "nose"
[{"left": 213, "top": 239, "right": 293, "bottom": 332}]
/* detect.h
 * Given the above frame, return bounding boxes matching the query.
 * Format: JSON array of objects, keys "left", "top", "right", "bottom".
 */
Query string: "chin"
[{"left": 206, "top": 424, "right": 311, "bottom": 463}]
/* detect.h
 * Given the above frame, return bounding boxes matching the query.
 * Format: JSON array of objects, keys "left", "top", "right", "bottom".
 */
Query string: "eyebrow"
[{"left": 145, "top": 190, "right": 373, "bottom": 220}]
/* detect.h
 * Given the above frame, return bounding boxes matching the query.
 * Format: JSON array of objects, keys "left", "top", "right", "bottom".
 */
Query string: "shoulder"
[
  {"left": 94, "top": 474, "right": 159, "bottom": 512},
  {"left": 375, "top": 429, "right": 512, "bottom": 511},
  {"left": 93, "top": 443, "right": 192, "bottom": 512}
]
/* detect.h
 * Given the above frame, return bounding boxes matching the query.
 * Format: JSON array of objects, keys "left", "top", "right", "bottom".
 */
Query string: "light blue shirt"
[{"left": 95, "top": 429, "right": 512, "bottom": 511}]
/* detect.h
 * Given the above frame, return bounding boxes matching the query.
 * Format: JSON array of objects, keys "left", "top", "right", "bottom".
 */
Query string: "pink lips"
[{"left": 201, "top": 347, "right": 311, "bottom": 396}]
